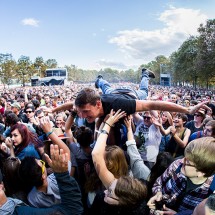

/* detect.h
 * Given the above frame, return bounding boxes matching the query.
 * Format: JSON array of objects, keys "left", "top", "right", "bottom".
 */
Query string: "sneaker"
[
  {"left": 95, "top": 75, "right": 103, "bottom": 88},
  {"left": 142, "top": 68, "right": 155, "bottom": 79}
]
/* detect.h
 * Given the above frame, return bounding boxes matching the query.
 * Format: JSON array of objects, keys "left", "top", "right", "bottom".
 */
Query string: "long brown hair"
[{"left": 105, "top": 145, "right": 128, "bottom": 178}]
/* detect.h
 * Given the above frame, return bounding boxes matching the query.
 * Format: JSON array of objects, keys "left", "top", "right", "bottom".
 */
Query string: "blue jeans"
[{"left": 97, "top": 73, "right": 149, "bottom": 100}]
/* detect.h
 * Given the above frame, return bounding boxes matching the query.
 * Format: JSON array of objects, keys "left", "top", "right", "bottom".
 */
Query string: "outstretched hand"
[
  {"left": 105, "top": 109, "right": 126, "bottom": 127},
  {"left": 40, "top": 116, "right": 53, "bottom": 133},
  {"left": 188, "top": 101, "right": 211, "bottom": 115},
  {"left": 44, "top": 144, "right": 68, "bottom": 173},
  {"left": 124, "top": 115, "right": 132, "bottom": 130}
]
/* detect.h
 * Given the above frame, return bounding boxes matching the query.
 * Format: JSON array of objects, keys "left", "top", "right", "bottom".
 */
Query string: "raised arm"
[
  {"left": 124, "top": 116, "right": 150, "bottom": 180},
  {"left": 136, "top": 100, "right": 209, "bottom": 115},
  {"left": 92, "top": 109, "right": 126, "bottom": 188},
  {"left": 52, "top": 102, "right": 74, "bottom": 113},
  {"left": 40, "top": 117, "right": 71, "bottom": 160},
  {"left": 65, "top": 114, "right": 75, "bottom": 143}
]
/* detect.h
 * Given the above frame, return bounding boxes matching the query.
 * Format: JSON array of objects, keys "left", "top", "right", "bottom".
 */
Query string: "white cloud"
[
  {"left": 21, "top": 18, "right": 39, "bottom": 27},
  {"left": 96, "top": 59, "right": 129, "bottom": 70},
  {"left": 109, "top": 6, "right": 208, "bottom": 61}
]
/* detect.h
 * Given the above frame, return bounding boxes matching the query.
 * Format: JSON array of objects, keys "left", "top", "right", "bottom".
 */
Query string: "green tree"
[
  {"left": 33, "top": 56, "right": 47, "bottom": 77},
  {"left": 45, "top": 59, "right": 58, "bottom": 68},
  {"left": 16, "top": 56, "right": 32, "bottom": 87},
  {"left": 197, "top": 19, "right": 215, "bottom": 89},
  {"left": 0, "top": 53, "right": 16, "bottom": 88}
]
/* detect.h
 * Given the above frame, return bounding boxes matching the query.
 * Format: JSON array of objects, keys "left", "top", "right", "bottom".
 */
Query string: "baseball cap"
[{"left": 11, "top": 102, "right": 21, "bottom": 110}]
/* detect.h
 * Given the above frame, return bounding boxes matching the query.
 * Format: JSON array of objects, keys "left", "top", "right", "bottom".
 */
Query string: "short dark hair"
[
  {"left": 5, "top": 113, "right": 20, "bottom": 126},
  {"left": 74, "top": 126, "right": 93, "bottom": 148},
  {"left": 35, "top": 109, "right": 43, "bottom": 117},
  {"left": 75, "top": 88, "right": 100, "bottom": 107},
  {"left": 175, "top": 113, "right": 188, "bottom": 124},
  {"left": 19, "top": 156, "right": 43, "bottom": 188}
]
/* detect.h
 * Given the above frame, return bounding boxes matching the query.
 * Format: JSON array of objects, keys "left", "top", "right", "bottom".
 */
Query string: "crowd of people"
[{"left": 0, "top": 68, "right": 215, "bottom": 215}]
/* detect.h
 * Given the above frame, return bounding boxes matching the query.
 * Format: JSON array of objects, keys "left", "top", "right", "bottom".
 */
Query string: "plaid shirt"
[{"left": 152, "top": 159, "right": 214, "bottom": 212}]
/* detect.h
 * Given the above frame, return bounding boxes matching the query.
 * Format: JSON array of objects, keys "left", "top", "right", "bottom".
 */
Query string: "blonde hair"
[
  {"left": 105, "top": 145, "right": 128, "bottom": 178},
  {"left": 185, "top": 137, "right": 215, "bottom": 177}
]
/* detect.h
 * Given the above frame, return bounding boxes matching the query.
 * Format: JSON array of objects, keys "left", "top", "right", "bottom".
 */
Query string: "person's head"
[
  {"left": 17, "top": 98, "right": 25, "bottom": 108},
  {"left": 35, "top": 109, "right": 45, "bottom": 120},
  {"left": 149, "top": 152, "right": 174, "bottom": 186},
  {"left": 184, "top": 137, "right": 215, "bottom": 178},
  {"left": 196, "top": 95, "right": 202, "bottom": 102},
  {"left": 206, "top": 94, "right": 212, "bottom": 103},
  {"left": 204, "top": 120, "right": 215, "bottom": 137},
  {"left": 44, "top": 94, "right": 51, "bottom": 105},
  {"left": 19, "top": 156, "right": 47, "bottom": 190},
  {"left": 173, "top": 113, "right": 188, "bottom": 127},
  {"left": 55, "top": 114, "right": 66, "bottom": 128},
  {"left": 161, "top": 111, "right": 172, "bottom": 127},
  {"left": 10, "top": 124, "right": 40, "bottom": 155},
  {"left": 11, "top": 102, "right": 21, "bottom": 114},
  {"left": 5, "top": 113, "right": 20, "bottom": 127},
  {"left": 105, "top": 145, "right": 128, "bottom": 178},
  {"left": 170, "top": 94, "right": 178, "bottom": 103},
  {"left": 31, "top": 99, "right": 41, "bottom": 109},
  {"left": 104, "top": 176, "right": 147, "bottom": 206},
  {"left": 2, "top": 157, "right": 22, "bottom": 195},
  {"left": 183, "top": 99, "right": 190, "bottom": 107},
  {"left": 74, "top": 126, "right": 94, "bottom": 148},
  {"left": 75, "top": 88, "right": 103, "bottom": 123},
  {"left": 205, "top": 194, "right": 215, "bottom": 215},
  {"left": 194, "top": 109, "right": 206, "bottom": 123},
  {"left": 25, "top": 106, "right": 35, "bottom": 119},
  {"left": 142, "top": 111, "right": 152, "bottom": 127}
]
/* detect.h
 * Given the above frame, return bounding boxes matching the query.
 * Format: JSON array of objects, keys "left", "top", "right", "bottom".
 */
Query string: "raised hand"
[
  {"left": 44, "top": 144, "right": 68, "bottom": 173},
  {"left": 105, "top": 109, "right": 127, "bottom": 127},
  {"left": 40, "top": 116, "right": 53, "bottom": 133},
  {"left": 124, "top": 115, "right": 132, "bottom": 130},
  {"left": 188, "top": 101, "right": 211, "bottom": 115}
]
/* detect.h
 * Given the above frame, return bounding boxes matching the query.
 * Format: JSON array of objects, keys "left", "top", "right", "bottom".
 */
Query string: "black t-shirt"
[{"left": 101, "top": 94, "right": 136, "bottom": 116}]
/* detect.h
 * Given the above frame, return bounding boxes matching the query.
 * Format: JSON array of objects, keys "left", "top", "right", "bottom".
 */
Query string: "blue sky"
[{"left": 0, "top": 0, "right": 214, "bottom": 70}]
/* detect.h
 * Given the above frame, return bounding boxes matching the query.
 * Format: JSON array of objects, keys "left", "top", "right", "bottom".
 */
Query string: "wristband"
[
  {"left": 100, "top": 130, "right": 109, "bottom": 135},
  {"left": 104, "top": 122, "right": 113, "bottom": 128},
  {"left": 46, "top": 130, "right": 53, "bottom": 137},
  {"left": 70, "top": 111, "right": 77, "bottom": 118}
]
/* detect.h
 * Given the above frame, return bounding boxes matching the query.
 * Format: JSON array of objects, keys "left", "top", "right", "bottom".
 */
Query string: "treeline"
[{"left": 0, "top": 19, "right": 215, "bottom": 88}]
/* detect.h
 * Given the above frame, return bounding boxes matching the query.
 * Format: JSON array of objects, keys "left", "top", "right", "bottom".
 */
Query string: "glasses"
[
  {"left": 184, "top": 158, "right": 196, "bottom": 168},
  {"left": 26, "top": 111, "right": 33, "bottom": 114},
  {"left": 143, "top": 116, "right": 151, "bottom": 120},
  {"left": 40, "top": 160, "right": 46, "bottom": 175}
]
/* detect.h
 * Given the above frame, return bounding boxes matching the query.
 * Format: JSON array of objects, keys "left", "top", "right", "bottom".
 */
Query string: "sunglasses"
[
  {"left": 39, "top": 160, "right": 46, "bottom": 175},
  {"left": 143, "top": 116, "right": 151, "bottom": 120},
  {"left": 26, "top": 111, "right": 33, "bottom": 113}
]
